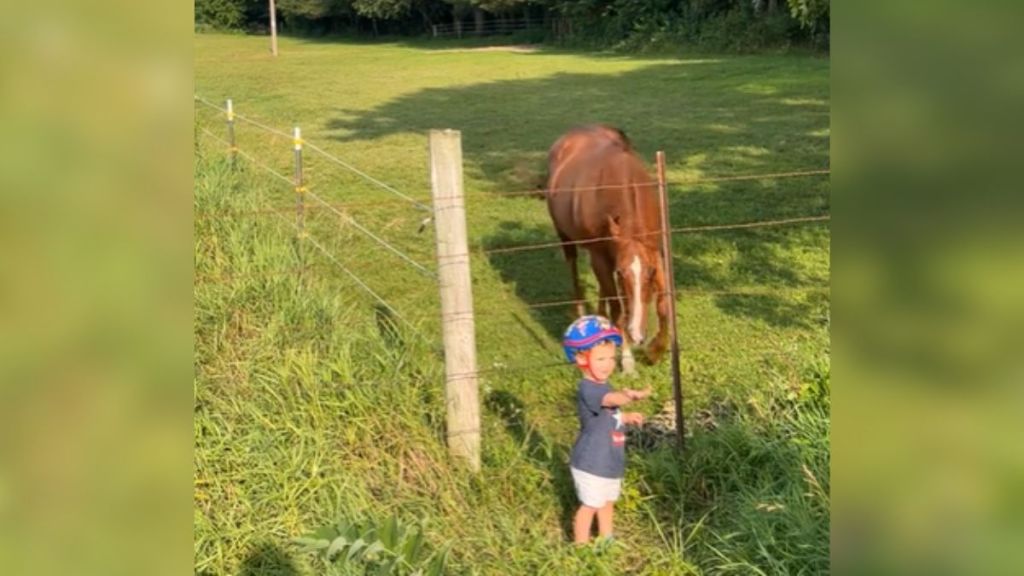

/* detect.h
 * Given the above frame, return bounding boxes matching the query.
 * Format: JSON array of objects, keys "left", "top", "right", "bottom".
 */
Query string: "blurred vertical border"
[
  {"left": 836, "top": 1, "right": 1024, "bottom": 574},
  {"left": 1, "top": 0, "right": 1023, "bottom": 574},
  {"left": 0, "top": 0, "right": 192, "bottom": 575}
]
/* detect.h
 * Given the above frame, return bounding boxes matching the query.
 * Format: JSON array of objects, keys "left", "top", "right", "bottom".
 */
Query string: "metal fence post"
[
  {"left": 226, "top": 99, "right": 237, "bottom": 166},
  {"left": 656, "top": 150, "right": 684, "bottom": 451}
]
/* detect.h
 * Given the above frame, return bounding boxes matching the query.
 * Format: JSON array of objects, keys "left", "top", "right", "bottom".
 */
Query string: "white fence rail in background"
[{"left": 431, "top": 18, "right": 544, "bottom": 38}]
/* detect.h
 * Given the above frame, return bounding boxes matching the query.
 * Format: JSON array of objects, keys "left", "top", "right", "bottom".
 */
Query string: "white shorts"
[{"left": 571, "top": 466, "right": 622, "bottom": 508}]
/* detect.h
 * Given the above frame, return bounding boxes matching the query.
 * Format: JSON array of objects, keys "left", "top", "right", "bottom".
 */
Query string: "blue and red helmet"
[{"left": 562, "top": 315, "right": 623, "bottom": 363}]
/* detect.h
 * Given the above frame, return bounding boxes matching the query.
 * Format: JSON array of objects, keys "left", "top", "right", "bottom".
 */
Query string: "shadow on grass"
[
  {"left": 485, "top": 389, "right": 579, "bottom": 540},
  {"left": 237, "top": 541, "right": 300, "bottom": 576},
  {"left": 314, "top": 50, "right": 828, "bottom": 331},
  {"left": 482, "top": 219, "right": 828, "bottom": 345},
  {"left": 374, "top": 303, "right": 406, "bottom": 354},
  {"left": 323, "top": 59, "right": 828, "bottom": 195},
  {"left": 482, "top": 220, "right": 577, "bottom": 341}
]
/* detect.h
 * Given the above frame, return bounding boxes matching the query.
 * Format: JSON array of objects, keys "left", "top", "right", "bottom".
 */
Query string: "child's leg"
[
  {"left": 573, "top": 505, "right": 598, "bottom": 544},
  {"left": 596, "top": 501, "right": 615, "bottom": 538}
]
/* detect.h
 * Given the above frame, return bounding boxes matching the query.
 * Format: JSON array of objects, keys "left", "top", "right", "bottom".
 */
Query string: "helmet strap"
[{"left": 575, "top": 350, "right": 603, "bottom": 382}]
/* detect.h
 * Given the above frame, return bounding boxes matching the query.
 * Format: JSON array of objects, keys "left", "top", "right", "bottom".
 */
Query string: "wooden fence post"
[
  {"left": 656, "top": 151, "right": 685, "bottom": 451},
  {"left": 429, "top": 129, "right": 480, "bottom": 472}
]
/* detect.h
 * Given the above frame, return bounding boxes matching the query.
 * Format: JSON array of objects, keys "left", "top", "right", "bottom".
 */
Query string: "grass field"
[{"left": 194, "top": 33, "right": 830, "bottom": 575}]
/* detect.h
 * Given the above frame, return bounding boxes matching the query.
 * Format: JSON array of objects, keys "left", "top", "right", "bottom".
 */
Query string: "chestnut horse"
[{"left": 545, "top": 125, "right": 669, "bottom": 373}]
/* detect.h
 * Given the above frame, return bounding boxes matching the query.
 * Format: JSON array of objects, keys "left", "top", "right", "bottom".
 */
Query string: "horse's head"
[{"left": 608, "top": 216, "right": 661, "bottom": 345}]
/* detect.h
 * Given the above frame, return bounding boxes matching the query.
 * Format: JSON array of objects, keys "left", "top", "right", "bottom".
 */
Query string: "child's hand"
[
  {"left": 628, "top": 387, "right": 653, "bottom": 401},
  {"left": 624, "top": 412, "right": 645, "bottom": 426}
]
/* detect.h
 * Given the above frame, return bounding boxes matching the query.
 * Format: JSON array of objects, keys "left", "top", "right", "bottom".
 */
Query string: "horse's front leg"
[
  {"left": 611, "top": 273, "right": 636, "bottom": 375},
  {"left": 593, "top": 253, "right": 635, "bottom": 375},
  {"left": 620, "top": 332, "right": 637, "bottom": 375},
  {"left": 562, "top": 240, "right": 585, "bottom": 318},
  {"left": 611, "top": 284, "right": 637, "bottom": 376},
  {"left": 646, "top": 257, "right": 671, "bottom": 364}
]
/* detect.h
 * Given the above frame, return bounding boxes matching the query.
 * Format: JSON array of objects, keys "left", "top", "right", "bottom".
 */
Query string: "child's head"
[{"left": 562, "top": 315, "right": 622, "bottom": 382}]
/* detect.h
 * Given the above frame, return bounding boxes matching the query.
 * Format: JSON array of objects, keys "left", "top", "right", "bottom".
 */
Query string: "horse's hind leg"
[{"left": 560, "top": 237, "right": 585, "bottom": 317}]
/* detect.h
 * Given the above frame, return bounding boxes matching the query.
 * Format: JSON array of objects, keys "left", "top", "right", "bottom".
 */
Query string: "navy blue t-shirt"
[{"left": 569, "top": 378, "right": 626, "bottom": 479}]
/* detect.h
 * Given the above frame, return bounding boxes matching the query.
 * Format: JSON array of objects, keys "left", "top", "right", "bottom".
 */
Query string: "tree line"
[{"left": 196, "top": 0, "right": 828, "bottom": 52}]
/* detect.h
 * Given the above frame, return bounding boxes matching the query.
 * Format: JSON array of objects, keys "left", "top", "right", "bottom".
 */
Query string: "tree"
[
  {"left": 277, "top": 0, "right": 353, "bottom": 19},
  {"left": 787, "top": 0, "right": 828, "bottom": 32},
  {"left": 195, "top": 0, "right": 248, "bottom": 30},
  {"left": 353, "top": 0, "right": 413, "bottom": 21}
]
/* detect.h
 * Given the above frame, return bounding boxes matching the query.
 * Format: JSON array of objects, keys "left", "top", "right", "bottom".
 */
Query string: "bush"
[
  {"left": 195, "top": 0, "right": 247, "bottom": 31},
  {"left": 696, "top": 9, "right": 795, "bottom": 52},
  {"left": 547, "top": 0, "right": 819, "bottom": 53}
]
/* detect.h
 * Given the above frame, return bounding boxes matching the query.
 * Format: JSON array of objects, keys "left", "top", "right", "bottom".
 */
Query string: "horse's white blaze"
[{"left": 629, "top": 255, "right": 644, "bottom": 343}]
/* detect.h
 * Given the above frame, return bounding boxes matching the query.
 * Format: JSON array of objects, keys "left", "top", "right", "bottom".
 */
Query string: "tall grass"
[
  {"left": 195, "top": 35, "right": 829, "bottom": 575},
  {"left": 195, "top": 151, "right": 828, "bottom": 575}
]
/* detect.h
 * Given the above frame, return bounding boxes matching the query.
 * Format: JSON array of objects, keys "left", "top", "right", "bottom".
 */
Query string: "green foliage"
[
  {"left": 551, "top": 0, "right": 811, "bottom": 53},
  {"left": 194, "top": 36, "right": 830, "bottom": 575},
  {"left": 195, "top": 0, "right": 247, "bottom": 31},
  {"left": 787, "top": 0, "right": 829, "bottom": 48},
  {"left": 787, "top": 0, "right": 829, "bottom": 31},
  {"left": 278, "top": 0, "right": 353, "bottom": 19},
  {"left": 193, "top": 0, "right": 828, "bottom": 52},
  {"left": 352, "top": 0, "right": 412, "bottom": 21},
  {"left": 634, "top": 354, "right": 830, "bottom": 574},
  {"left": 693, "top": 9, "right": 797, "bottom": 52},
  {"left": 297, "top": 516, "right": 448, "bottom": 575}
]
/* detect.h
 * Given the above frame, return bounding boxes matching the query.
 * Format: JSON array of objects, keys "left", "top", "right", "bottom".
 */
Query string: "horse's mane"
[{"left": 585, "top": 124, "right": 633, "bottom": 152}]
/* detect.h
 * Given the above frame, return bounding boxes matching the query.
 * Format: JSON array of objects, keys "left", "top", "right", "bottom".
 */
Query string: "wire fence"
[
  {"left": 429, "top": 168, "right": 831, "bottom": 203},
  {"left": 430, "top": 18, "right": 544, "bottom": 38},
  {"left": 196, "top": 95, "right": 434, "bottom": 211},
  {"left": 471, "top": 214, "right": 830, "bottom": 258},
  {"left": 195, "top": 107, "right": 436, "bottom": 340},
  {"left": 196, "top": 126, "right": 433, "bottom": 273},
  {"left": 194, "top": 93, "right": 830, "bottom": 390}
]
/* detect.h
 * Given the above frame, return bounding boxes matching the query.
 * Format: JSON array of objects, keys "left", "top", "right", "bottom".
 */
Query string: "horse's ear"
[{"left": 607, "top": 215, "right": 621, "bottom": 238}]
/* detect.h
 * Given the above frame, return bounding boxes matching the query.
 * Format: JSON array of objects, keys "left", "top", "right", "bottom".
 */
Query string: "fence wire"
[
  {"left": 430, "top": 168, "right": 830, "bottom": 203},
  {"left": 196, "top": 129, "right": 430, "bottom": 341},
  {"left": 196, "top": 98, "right": 828, "bottom": 389},
  {"left": 198, "top": 126, "right": 435, "bottom": 281},
  {"left": 195, "top": 94, "right": 429, "bottom": 212},
  {"left": 469, "top": 214, "right": 830, "bottom": 259}
]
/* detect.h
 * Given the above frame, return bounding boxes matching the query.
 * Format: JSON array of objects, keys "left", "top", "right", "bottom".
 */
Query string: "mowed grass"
[{"left": 194, "top": 34, "right": 830, "bottom": 575}]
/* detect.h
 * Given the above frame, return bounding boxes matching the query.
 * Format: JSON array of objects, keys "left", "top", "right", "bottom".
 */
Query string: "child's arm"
[
  {"left": 600, "top": 391, "right": 634, "bottom": 407},
  {"left": 623, "top": 387, "right": 653, "bottom": 401},
  {"left": 600, "top": 387, "right": 653, "bottom": 408}
]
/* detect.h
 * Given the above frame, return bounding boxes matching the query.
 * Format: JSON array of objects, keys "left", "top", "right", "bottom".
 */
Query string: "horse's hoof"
[{"left": 645, "top": 347, "right": 665, "bottom": 365}]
